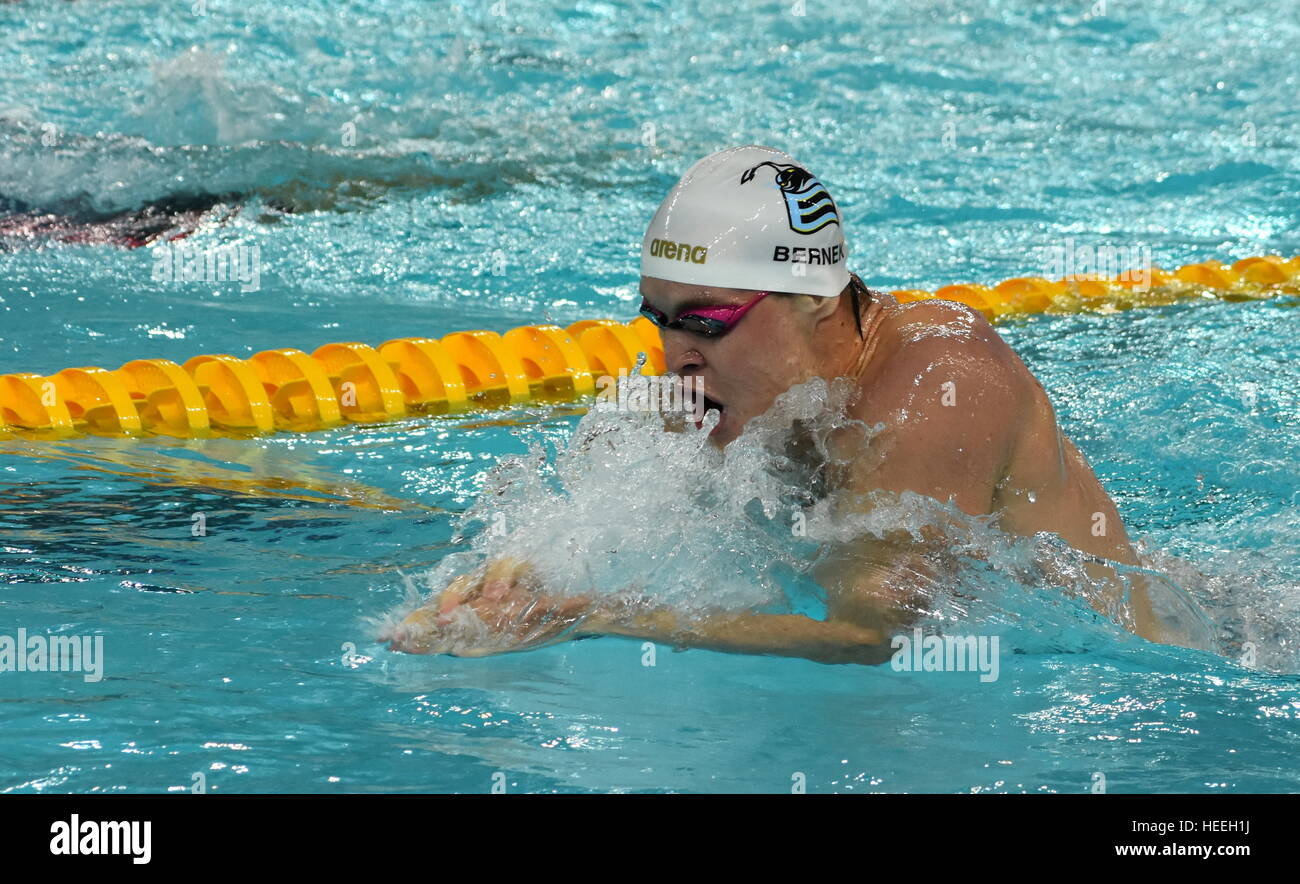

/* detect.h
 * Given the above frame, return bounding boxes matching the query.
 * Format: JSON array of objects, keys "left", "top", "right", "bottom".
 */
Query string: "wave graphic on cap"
[{"left": 739, "top": 161, "right": 840, "bottom": 234}]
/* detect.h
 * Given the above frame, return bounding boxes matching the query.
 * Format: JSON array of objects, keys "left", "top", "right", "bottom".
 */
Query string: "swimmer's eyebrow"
[
  {"left": 639, "top": 293, "right": 738, "bottom": 312},
  {"left": 676, "top": 298, "right": 734, "bottom": 311}
]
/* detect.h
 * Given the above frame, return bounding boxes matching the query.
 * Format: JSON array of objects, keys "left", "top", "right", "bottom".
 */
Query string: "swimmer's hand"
[{"left": 387, "top": 558, "right": 592, "bottom": 656}]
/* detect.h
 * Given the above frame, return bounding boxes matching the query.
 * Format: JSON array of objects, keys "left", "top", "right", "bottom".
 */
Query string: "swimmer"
[
  {"left": 390, "top": 145, "right": 1169, "bottom": 663},
  {"left": 0, "top": 192, "right": 241, "bottom": 249}
]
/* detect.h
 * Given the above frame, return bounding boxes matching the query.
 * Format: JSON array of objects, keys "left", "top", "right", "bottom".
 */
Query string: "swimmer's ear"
[{"left": 786, "top": 292, "right": 841, "bottom": 324}]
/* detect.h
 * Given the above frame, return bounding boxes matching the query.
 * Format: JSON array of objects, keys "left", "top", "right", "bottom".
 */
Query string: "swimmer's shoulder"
[
  {"left": 876, "top": 297, "right": 1019, "bottom": 377},
  {"left": 846, "top": 296, "right": 1034, "bottom": 433},
  {"left": 845, "top": 295, "right": 1032, "bottom": 509}
]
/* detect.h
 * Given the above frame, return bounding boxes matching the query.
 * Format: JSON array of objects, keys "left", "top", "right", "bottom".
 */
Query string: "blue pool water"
[{"left": 2, "top": 0, "right": 1299, "bottom": 793}]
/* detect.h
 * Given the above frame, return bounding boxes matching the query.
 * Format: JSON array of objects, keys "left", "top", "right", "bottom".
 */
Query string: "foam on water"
[{"left": 377, "top": 376, "right": 1232, "bottom": 663}]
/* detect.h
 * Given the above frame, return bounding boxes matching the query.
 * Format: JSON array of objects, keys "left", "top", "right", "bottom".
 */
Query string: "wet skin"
[
  {"left": 390, "top": 275, "right": 1162, "bottom": 662},
  {"left": 642, "top": 276, "right": 1158, "bottom": 641}
]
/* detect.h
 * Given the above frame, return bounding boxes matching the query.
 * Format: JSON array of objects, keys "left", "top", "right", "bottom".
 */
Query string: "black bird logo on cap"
[{"left": 740, "top": 161, "right": 840, "bottom": 234}]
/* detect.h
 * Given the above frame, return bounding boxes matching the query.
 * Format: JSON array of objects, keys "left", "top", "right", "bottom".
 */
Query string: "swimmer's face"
[{"left": 639, "top": 276, "right": 834, "bottom": 447}]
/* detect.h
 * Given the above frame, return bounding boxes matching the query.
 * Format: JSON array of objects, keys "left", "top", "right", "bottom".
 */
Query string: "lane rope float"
[{"left": 2, "top": 255, "right": 1296, "bottom": 440}]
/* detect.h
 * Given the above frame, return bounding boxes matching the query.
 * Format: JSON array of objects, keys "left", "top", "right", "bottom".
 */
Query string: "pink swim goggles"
[{"left": 638, "top": 290, "right": 770, "bottom": 338}]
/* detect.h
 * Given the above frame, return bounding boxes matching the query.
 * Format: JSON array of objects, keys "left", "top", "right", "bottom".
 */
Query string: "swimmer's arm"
[
  {"left": 394, "top": 560, "right": 892, "bottom": 663},
  {"left": 816, "top": 543, "right": 933, "bottom": 638},
  {"left": 574, "top": 605, "right": 894, "bottom": 666}
]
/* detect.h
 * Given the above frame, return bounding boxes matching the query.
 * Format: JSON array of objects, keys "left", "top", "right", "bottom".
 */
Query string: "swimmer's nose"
[{"left": 665, "top": 337, "right": 705, "bottom": 376}]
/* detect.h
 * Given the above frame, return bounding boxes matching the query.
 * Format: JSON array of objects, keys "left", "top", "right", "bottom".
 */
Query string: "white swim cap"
[{"left": 640, "top": 145, "right": 850, "bottom": 298}]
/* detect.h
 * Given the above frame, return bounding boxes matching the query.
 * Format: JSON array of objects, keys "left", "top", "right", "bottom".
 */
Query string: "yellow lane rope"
[{"left": 2, "top": 255, "right": 1296, "bottom": 439}]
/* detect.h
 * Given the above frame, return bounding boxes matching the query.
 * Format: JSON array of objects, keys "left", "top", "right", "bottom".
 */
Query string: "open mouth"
[{"left": 698, "top": 395, "right": 726, "bottom": 435}]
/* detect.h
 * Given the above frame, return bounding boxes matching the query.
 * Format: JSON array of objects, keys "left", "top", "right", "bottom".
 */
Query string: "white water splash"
[{"left": 377, "top": 376, "right": 1226, "bottom": 660}]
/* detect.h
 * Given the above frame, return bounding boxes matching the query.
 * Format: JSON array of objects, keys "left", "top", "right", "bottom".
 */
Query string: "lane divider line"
[{"left": 2, "top": 256, "right": 1295, "bottom": 439}]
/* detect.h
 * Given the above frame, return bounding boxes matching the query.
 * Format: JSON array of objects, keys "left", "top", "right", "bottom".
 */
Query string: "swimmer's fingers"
[
  {"left": 475, "top": 559, "right": 544, "bottom": 615},
  {"left": 389, "top": 605, "right": 443, "bottom": 654},
  {"left": 438, "top": 558, "right": 533, "bottom": 610},
  {"left": 489, "top": 584, "right": 560, "bottom": 635},
  {"left": 457, "top": 580, "right": 587, "bottom": 643},
  {"left": 465, "top": 558, "right": 539, "bottom": 613},
  {"left": 447, "top": 596, "right": 588, "bottom": 658},
  {"left": 435, "top": 573, "right": 479, "bottom": 621},
  {"left": 483, "top": 556, "right": 535, "bottom": 587}
]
